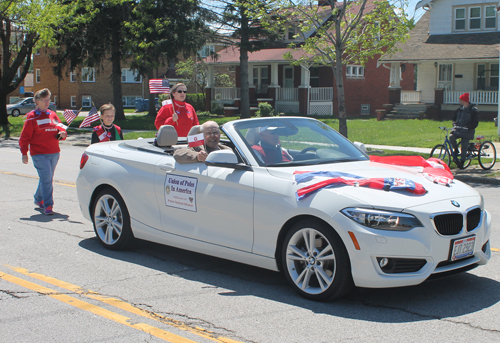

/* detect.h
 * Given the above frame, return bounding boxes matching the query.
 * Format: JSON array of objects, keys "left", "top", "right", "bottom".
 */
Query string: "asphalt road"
[{"left": 1, "top": 143, "right": 499, "bottom": 343}]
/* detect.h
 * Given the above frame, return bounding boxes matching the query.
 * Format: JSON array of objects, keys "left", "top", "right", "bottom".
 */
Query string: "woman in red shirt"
[
  {"left": 154, "top": 83, "right": 199, "bottom": 137},
  {"left": 19, "top": 88, "right": 67, "bottom": 215}
]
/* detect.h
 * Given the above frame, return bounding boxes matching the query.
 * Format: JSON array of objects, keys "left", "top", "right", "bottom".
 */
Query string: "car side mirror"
[{"left": 205, "top": 150, "right": 252, "bottom": 171}]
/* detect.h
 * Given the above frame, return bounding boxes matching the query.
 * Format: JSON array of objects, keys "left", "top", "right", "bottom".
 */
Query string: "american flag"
[
  {"left": 149, "top": 79, "right": 170, "bottom": 94},
  {"left": 63, "top": 109, "right": 79, "bottom": 126},
  {"left": 79, "top": 106, "right": 99, "bottom": 128}
]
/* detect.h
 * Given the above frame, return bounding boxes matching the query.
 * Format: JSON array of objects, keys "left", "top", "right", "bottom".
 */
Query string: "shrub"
[
  {"left": 186, "top": 93, "right": 206, "bottom": 112},
  {"left": 256, "top": 102, "right": 274, "bottom": 117}
]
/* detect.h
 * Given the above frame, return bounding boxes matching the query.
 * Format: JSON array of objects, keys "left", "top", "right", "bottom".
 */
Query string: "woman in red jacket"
[
  {"left": 154, "top": 83, "right": 199, "bottom": 137},
  {"left": 19, "top": 88, "right": 67, "bottom": 215}
]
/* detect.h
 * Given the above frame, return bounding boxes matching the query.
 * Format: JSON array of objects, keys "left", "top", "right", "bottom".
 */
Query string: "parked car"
[
  {"left": 76, "top": 117, "right": 491, "bottom": 301},
  {"left": 7, "top": 97, "right": 57, "bottom": 117}
]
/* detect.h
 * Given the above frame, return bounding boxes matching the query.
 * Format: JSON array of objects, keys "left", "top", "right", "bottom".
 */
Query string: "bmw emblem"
[{"left": 451, "top": 200, "right": 460, "bottom": 207}]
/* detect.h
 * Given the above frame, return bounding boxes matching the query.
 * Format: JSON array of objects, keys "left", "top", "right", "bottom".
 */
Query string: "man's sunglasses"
[{"left": 176, "top": 90, "right": 187, "bottom": 93}]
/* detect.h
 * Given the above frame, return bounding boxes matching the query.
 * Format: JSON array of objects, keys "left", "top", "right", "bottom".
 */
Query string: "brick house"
[
  {"left": 29, "top": 42, "right": 230, "bottom": 110},
  {"left": 379, "top": 0, "right": 500, "bottom": 121},
  {"left": 203, "top": 1, "right": 415, "bottom": 117}
]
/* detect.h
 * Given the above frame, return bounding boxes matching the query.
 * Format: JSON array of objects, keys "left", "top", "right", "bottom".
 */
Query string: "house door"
[
  {"left": 284, "top": 66, "right": 294, "bottom": 88},
  {"left": 437, "top": 64, "right": 453, "bottom": 90}
]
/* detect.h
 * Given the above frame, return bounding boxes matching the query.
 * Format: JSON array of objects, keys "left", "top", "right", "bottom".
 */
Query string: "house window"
[
  {"left": 284, "top": 66, "right": 294, "bottom": 88},
  {"left": 485, "top": 6, "right": 496, "bottom": 29},
  {"left": 469, "top": 7, "right": 481, "bottom": 30},
  {"left": 346, "top": 65, "right": 364, "bottom": 77},
  {"left": 253, "top": 66, "right": 269, "bottom": 94},
  {"left": 198, "top": 45, "right": 214, "bottom": 58},
  {"left": 10, "top": 96, "right": 20, "bottom": 103},
  {"left": 121, "top": 68, "right": 142, "bottom": 83},
  {"left": 490, "top": 64, "right": 499, "bottom": 90},
  {"left": 477, "top": 64, "right": 486, "bottom": 90},
  {"left": 70, "top": 71, "right": 76, "bottom": 82},
  {"left": 455, "top": 8, "right": 465, "bottom": 30},
  {"left": 71, "top": 96, "right": 76, "bottom": 107},
  {"left": 35, "top": 69, "right": 40, "bottom": 83},
  {"left": 81, "top": 68, "right": 95, "bottom": 82},
  {"left": 82, "top": 95, "right": 92, "bottom": 107},
  {"left": 310, "top": 67, "right": 319, "bottom": 87},
  {"left": 477, "top": 63, "right": 499, "bottom": 90},
  {"left": 288, "top": 25, "right": 296, "bottom": 40},
  {"left": 123, "top": 96, "right": 141, "bottom": 107}
]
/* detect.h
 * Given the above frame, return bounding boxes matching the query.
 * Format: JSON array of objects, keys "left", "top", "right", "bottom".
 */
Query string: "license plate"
[{"left": 450, "top": 236, "right": 476, "bottom": 261}]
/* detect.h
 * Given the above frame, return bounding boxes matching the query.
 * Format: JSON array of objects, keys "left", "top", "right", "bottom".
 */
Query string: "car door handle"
[{"left": 159, "top": 163, "right": 175, "bottom": 171}]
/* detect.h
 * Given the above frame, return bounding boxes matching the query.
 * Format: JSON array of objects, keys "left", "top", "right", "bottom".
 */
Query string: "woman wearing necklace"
[
  {"left": 154, "top": 83, "right": 199, "bottom": 137},
  {"left": 91, "top": 103, "right": 124, "bottom": 144}
]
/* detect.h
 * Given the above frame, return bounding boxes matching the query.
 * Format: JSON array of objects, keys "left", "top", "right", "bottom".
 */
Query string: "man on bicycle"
[{"left": 450, "top": 92, "right": 479, "bottom": 169}]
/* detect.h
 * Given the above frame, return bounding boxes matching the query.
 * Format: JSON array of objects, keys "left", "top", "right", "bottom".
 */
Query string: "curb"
[{"left": 454, "top": 174, "right": 500, "bottom": 185}]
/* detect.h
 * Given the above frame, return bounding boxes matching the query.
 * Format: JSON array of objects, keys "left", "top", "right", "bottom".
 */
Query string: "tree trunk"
[
  {"left": 335, "top": 50, "right": 348, "bottom": 138},
  {"left": 0, "top": 94, "right": 10, "bottom": 127},
  {"left": 239, "top": 9, "right": 250, "bottom": 119},
  {"left": 147, "top": 70, "right": 157, "bottom": 117},
  {"left": 111, "top": 30, "right": 125, "bottom": 120}
]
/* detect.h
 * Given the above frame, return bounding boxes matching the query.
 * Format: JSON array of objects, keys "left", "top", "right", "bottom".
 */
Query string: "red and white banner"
[{"left": 188, "top": 133, "right": 204, "bottom": 147}]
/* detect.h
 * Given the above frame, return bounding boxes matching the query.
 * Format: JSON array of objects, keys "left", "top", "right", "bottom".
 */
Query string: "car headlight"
[{"left": 341, "top": 208, "right": 423, "bottom": 231}]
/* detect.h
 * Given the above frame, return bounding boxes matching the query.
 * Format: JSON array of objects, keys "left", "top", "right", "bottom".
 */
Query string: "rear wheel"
[
  {"left": 92, "top": 187, "right": 134, "bottom": 250},
  {"left": 478, "top": 141, "right": 497, "bottom": 170},
  {"left": 12, "top": 109, "right": 21, "bottom": 117},
  {"left": 430, "top": 144, "right": 451, "bottom": 167},
  {"left": 281, "top": 220, "right": 353, "bottom": 301}
]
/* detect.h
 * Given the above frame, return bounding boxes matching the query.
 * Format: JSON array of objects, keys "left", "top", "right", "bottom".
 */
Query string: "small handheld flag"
[
  {"left": 188, "top": 133, "right": 205, "bottom": 147},
  {"left": 149, "top": 79, "right": 170, "bottom": 94},
  {"left": 79, "top": 106, "right": 99, "bottom": 128},
  {"left": 63, "top": 109, "right": 79, "bottom": 126}
]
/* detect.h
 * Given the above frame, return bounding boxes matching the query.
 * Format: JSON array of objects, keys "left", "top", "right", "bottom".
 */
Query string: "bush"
[
  {"left": 186, "top": 93, "right": 206, "bottom": 112},
  {"left": 256, "top": 102, "right": 275, "bottom": 117}
]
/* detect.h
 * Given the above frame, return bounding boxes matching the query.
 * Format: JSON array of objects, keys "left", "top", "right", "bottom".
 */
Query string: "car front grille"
[
  {"left": 432, "top": 208, "right": 482, "bottom": 236},
  {"left": 466, "top": 208, "right": 481, "bottom": 232},
  {"left": 433, "top": 213, "right": 463, "bottom": 235}
]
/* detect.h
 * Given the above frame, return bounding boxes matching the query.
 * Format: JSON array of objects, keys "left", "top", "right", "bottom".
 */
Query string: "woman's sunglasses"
[{"left": 176, "top": 90, "right": 187, "bottom": 93}]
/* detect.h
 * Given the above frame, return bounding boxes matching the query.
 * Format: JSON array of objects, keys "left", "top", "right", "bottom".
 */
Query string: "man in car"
[
  {"left": 252, "top": 126, "right": 293, "bottom": 165},
  {"left": 173, "top": 121, "right": 231, "bottom": 163}
]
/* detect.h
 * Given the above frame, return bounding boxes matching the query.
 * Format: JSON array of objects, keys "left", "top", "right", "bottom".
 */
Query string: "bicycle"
[{"left": 430, "top": 127, "right": 497, "bottom": 170}]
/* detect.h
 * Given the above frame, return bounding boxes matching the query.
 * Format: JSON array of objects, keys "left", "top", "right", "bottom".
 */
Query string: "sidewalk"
[{"left": 2, "top": 135, "right": 499, "bottom": 185}]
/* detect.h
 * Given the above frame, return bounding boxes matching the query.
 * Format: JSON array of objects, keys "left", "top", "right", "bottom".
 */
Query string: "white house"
[{"left": 379, "top": 0, "right": 499, "bottom": 121}]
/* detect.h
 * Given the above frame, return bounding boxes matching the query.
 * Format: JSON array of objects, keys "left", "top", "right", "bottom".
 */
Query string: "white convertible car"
[{"left": 76, "top": 117, "right": 491, "bottom": 301}]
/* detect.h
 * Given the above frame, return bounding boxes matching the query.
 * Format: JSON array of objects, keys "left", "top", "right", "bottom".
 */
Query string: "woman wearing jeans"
[{"left": 19, "top": 88, "right": 67, "bottom": 215}]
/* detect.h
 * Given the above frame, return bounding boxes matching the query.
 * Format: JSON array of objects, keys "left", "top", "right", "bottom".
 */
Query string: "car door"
[
  {"left": 21, "top": 98, "right": 35, "bottom": 114},
  {"left": 154, "top": 157, "right": 254, "bottom": 252}
]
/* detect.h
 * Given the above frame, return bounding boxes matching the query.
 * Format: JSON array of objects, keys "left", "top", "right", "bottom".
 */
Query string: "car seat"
[{"left": 155, "top": 125, "right": 178, "bottom": 153}]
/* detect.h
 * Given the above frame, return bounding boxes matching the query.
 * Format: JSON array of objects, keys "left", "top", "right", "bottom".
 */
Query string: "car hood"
[
  {"left": 6, "top": 104, "right": 14, "bottom": 109},
  {"left": 266, "top": 160, "right": 479, "bottom": 211}
]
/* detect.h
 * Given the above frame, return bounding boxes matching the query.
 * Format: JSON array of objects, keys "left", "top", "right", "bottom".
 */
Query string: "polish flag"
[{"left": 188, "top": 133, "right": 204, "bottom": 147}]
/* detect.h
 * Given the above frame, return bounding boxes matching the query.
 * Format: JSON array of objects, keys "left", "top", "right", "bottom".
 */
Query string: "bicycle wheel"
[
  {"left": 462, "top": 147, "right": 472, "bottom": 169},
  {"left": 478, "top": 141, "right": 497, "bottom": 170},
  {"left": 430, "top": 144, "right": 451, "bottom": 167}
]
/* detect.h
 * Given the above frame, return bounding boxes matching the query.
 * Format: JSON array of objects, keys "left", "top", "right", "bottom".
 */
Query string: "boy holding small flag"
[{"left": 91, "top": 103, "right": 123, "bottom": 144}]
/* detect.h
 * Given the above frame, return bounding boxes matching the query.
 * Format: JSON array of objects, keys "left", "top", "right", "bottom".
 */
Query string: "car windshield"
[
  {"left": 232, "top": 118, "right": 369, "bottom": 167},
  {"left": 11, "top": 98, "right": 27, "bottom": 104}
]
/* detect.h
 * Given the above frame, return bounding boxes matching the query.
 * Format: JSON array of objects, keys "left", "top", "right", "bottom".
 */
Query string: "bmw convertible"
[{"left": 76, "top": 117, "right": 491, "bottom": 301}]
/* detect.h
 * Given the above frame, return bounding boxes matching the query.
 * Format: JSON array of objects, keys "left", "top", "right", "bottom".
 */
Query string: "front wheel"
[
  {"left": 11, "top": 109, "right": 21, "bottom": 117},
  {"left": 92, "top": 187, "right": 134, "bottom": 250},
  {"left": 478, "top": 141, "right": 497, "bottom": 170},
  {"left": 281, "top": 220, "right": 353, "bottom": 301},
  {"left": 430, "top": 144, "right": 451, "bottom": 167}
]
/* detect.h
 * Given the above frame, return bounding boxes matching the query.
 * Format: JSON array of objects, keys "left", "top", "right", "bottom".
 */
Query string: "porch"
[
  {"left": 211, "top": 87, "right": 334, "bottom": 116},
  {"left": 400, "top": 90, "right": 499, "bottom": 105}
]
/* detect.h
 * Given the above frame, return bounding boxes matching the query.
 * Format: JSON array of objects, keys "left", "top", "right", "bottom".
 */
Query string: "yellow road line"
[
  {"left": 492, "top": 248, "right": 500, "bottom": 252},
  {"left": 0, "top": 271, "right": 196, "bottom": 343},
  {"left": 7, "top": 266, "right": 243, "bottom": 343},
  {"left": 0, "top": 170, "right": 76, "bottom": 187}
]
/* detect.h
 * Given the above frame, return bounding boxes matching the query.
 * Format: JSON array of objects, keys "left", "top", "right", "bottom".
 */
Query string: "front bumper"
[{"left": 332, "top": 201, "right": 491, "bottom": 289}]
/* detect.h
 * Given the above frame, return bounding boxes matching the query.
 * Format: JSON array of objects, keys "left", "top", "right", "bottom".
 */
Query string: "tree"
[
  {"left": 125, "top": 0, "right": 212, "bottom": 116},
  {"left": 204, "top": 0, "right": 282, "bottom": 118},
  {"left": 0, "top": 0, "right": 72, "bottom": 127},
  {"left": 50, "top": 0, "right": 132, "bottom": 120},
  {"left": 175, "top": 58, "right": 236, "bottom": 99},
  {"left": 283, "top": 0, "right": 414, "bottom": 138}
]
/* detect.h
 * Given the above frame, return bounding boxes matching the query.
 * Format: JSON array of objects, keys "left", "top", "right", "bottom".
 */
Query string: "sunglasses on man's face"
[{"left": 176, "top": 90, "right": 187, "bottom": 93}]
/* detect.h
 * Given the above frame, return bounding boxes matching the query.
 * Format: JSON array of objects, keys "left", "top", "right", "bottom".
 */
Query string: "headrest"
[
  {"left": 156, "top": 125, "right": 178, "bottom": 147},
  {"left": 188, "top": 125, "right": 201, "bottom": 136},
  {"left": 245, "top": 127, "right": 260, "bottom": 145}
]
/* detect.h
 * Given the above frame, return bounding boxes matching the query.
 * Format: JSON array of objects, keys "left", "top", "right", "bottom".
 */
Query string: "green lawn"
[{"left": 2, "top": 113, "right": 499, "bottom": 148}]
